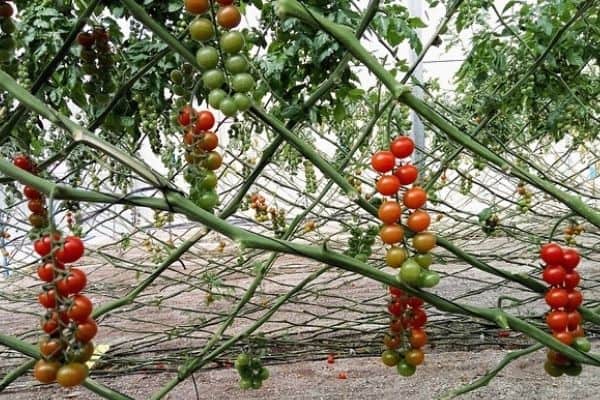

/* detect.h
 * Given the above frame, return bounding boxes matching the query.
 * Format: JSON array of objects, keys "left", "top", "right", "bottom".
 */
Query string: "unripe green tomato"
[
  {"left": 220, "top": 31, "right": 244, "bottom": 54},
  {"left": 235, "top": 353, "right": 251, "bottom": 369},
  {"left": 225, "top": 55, "right": 248, "bottom": 73},
  {"left": 208, "top": 89, "right": 227, "bottom": 108},
  {"left": 233, "top": 93, "right": 252, "bottom": 111},
  {"left": 202, "top": 69, "right": 225, "bottom": 90},
  {"left": 563, "top": 363, "right": 582, "bottom": 376},
  {"left": 251, "top": 379, "right": 262, "bottom": 389},
  {"left": 0, "top": 35, "right": 16, "bottom": 51},
  {"left": 219, "top": 97, "right": 238, "bottom": 117},
  {"left": 197, "top": 190, "right": 218, "bottom": 210},
  {"left": 196, "top": 46, "right": 219, "bottom": 70},
  {"left": 190, "top": 18, "right": 214, "bottom": 41},
  {"left": 399, "top": 259, "right": 421, "bottom": 286},
  {"left": 1, "top": 18, "right": 16, "bottom": 34},
  {"left": 381, "top": 350, "right": 400, "bottom": 367},
  {"left": 573, "top": 337, "right": 591, "bottom": 353},
  {"left": 419, "top": 270, "right": 440, "bottom": 288},
  {"left": 355, "top": 254, "right": 368, "bottom": 262},
  {"left": 231, "top": 73, "right": 255, "bottom": 93},
  {"left": 172, "top": 84, "right": 187, "bottom": 96},
  {"left": 239, "top": 379, "right": 252, "bottom": 390},
  {"left": 258, "top": 367, "right": 269, "bottom": 381},
  {"left": 201, "top": 171, "right": 218, "bottom": 190},
  {"left": 175, "top": 97, "right": 187, "bottom": 108},
  {"left": 543, "top": 360, "right": 563, "bottom": 377},
  {"left": 170, "top": 70, "right": 183, "bottom": 84},
  {"left": 414, "top": 253, "right": 432, "bottom": 268},
  {"left": 396, "top": 360, "right": 416, "bottom": 377}
]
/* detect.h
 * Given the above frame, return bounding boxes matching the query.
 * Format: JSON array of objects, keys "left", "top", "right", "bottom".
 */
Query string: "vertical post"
[
  {"left": 0, "top": 214, "right": 9, "bottom": 277},
  {"left": 407, "top": 0, "right": 425, "bottom": 168}
]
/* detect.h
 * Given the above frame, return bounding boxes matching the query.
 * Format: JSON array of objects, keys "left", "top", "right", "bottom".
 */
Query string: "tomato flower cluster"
[
  {"left": 234, "top": 353, "right": 269, "bottom": 390},
  {"left": 382, "top": 287, "right": 428, "bottom": 377},
  {"left": 540, "top": 243, "right": 591, "bottom": 377},
  {"left": 0, "top": 1, "right": 16, "bottom": 63},
  {"left": 179, "top": 107, "right": 222, "bottom": 211},
  {"left": 186, "top": 0, "right": 255, "bottom": 116},
  {"left": 371, "top": 137, "right": 439, "bottom": 288},
  {"left": 76, "top": 26, "right": 116, "bottom": 105},
  {"left": 13, "top": 155, "right": 96, "bottom": 387}
]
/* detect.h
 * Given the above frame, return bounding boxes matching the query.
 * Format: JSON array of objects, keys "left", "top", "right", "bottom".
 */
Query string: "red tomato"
[
  {"left": 178, "top": 105, "right": 195, "bottom": 127},
  {"left": 409, "top": 328, "right": 427, "bottom": 348},
  {"left": 409, "top": 308, "right": 427, "bottom": 328},
  {"left": 378, "top": 201, "right": 402, "bottom": 224},
  {"left": 34, "top": 234, "right": 60, "bottom": 257},
  {"left": 389, "top": 318, "right": 405, "bottom": 333},
  {"left": 23, "top": 186, "right": 42, "bottom": 200},
  {"left": 563, "top": 271, "right": 580, "bottom": 289},
  {"left": 56, "top": 236, "right": 85, "bottom": 263},
  {"left": 407, "top": 210, "right": 430, "bottom": 232},
  {"left": 547, "top": 349, "right": 570, "bottom": 366},
  {"left": 566, "top": 290, "right": 583, "bottom": 311},
  {"left": 545, "top": 311, "right": 568, "bottom": 332},
  {"left": 567, "top": 311, "right": 581, "bottom": 331},
  {"left": 198, "top": 132, "right": 219, "bottom": 151},
  {"left": 390, "top": 137, "right": 414, "bottom": 158},
  {"left": 39, "top": 290, "right": 57, "bottom": 308},
  {"left": 41, "top": 312, "right": 69, "bottom": 334},
  {"left": 542, "top": 265, "right": 566, "bottom": 286},
  {"left": 76, "top": 31, "right": 95, "bottom": 47},
  {"left": 407, "top": 296, "right": 424, "bottom": 308},
  {"left": 28, "top": 199, "right": 46, "bottom": 214},
  {"left": 194, "top": 110, "right": 215, "bottom": 132},
  {"left": 553, "top": 331, "right": 574, "bottom": 345},
  {"left": 56, "top": 268, "right": 87, "bottom": 295},
  {"left": 540, "top": 243, "right": 563, "bottom": 265},
  {"left": 561, "top": 248, "right": 580, "bottom": 270},
  {"left": 544, "top": 288, "right": 568, "bottom": 309},
  {"left": 67, "top": 295, "right": 93, "bottom": 323},
  {"left": 37, "top": 262, "right": 56, "bottom": 282},
  {"left": 571, "top": 325, "right": 585, "bottom": 338},
  {"left": 75, "top": 318, "right": 98, "bottom": 343},
  {"left": 403, "top": 187, "right": 427, "bottom": 209},
  {"left": 389, "top": 286, "right": 405, "bottom": 298},
  {"left": 394, "top": 164, "right": 419, "bottom": 185},
  {"left": 387, "top": 300, "right": 405, "bottom": 317},
  {"left": 371, "top": 151, "right": 396, "bottom": 173},
  {"left": 376, "top": 175, "right": 400, "bottom": 196},
  {"left": 33, "top": 359, "right": 61, "bottom": 384},
  {"left": 13, "top": 155, "right": 33, "bottom": 171}
]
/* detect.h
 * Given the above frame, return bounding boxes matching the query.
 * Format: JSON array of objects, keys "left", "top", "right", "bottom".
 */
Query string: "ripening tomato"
[
  {"left": 194, "top": 110, "right": 215, "bottom": 132},
  {"left": 76, "top": 31, "right": 95, "bottom": 47},
  {"left": 56, "top": 236, "right": 85, "bottom": 263},
  {"left": 13, "top": 154, "right": 33, "bottom": 171},
  {"left": 371, "top": 151, "right": 395, "bottom": 173},
  {"left": 571, "top": 325, "right": 585, "bottom": 338},
  {"left": 386, "top": 246, "right": 408, "bottom": 268},
  {"left": 404, "top": 349, "right": 425, "bottom": 366},
  {"left": 24, "top": 186, "right": 42, "bottom": 200},
  {"left": 56, "top": 362, "right": 88, "bottom": 387},
  {"left": 546, "top": 311, "right": 568, "bottom": 332},
  {"left": 394, "top": 164, "right": 418, "bottom": 185},
  {"left": 178, "top": 105, "right": 195, "bottom": 126},
  {"left": 563, "top": 271, "right": 580, "bottom": 289},
  {"left": 409, "top": 328, "right": 428, "bottom": 348},
  {"left": 183, "top": 130, "right": 197, "bottom": 146},
  {"left": 34, "top": 359, "right": 61, "bottom": 384},
  {"left": 29, "top": 213, "right": 47, "bottom": 228},
  {"left": 204, "top": 151, "right": 223, "bottom": 170},
  {"left": 390, "top": 137, "right": 414, "bottom": 158},
  {"left": 407, "top": 210, "right": 430, "bottom": 233},
  {"left": 71, "top": 342, "right": 95, "bottom": 363},
  {"left": 378, "top": 201, "right": 402, "bottom": 224},
  {"left": 408, "top": 308, "right": 427, "bottom": 328},
  {"left": 544, "top": 288, "right": 568, "bottom": 309},
  {"left": 412, "top": 232, "right": 436, "bottom": 253},
  {"left": 542, "top": 265, "right": 566, "bottom": 286},
  {"left": 403, "top": 187, "right": 427, "bottom": 209},
  {"left": 561, "top": 248, "right": 580, "bottom": 271},
  {"left": 383, "top": 334, "right": 402, "bottom": 350},
  {"left": 40, "top": 337, "right": 64, "bottom": 358},
  {"left": 566, "top": 290, "right": 583, "bottom": 311},
  {"left": 389, "top": 318, "right": 404, "bottom": 333},
  {"left": 216, "top": 5, "right": 242, "bottom": 29},
  {"left": 56, "top": 268, "right": 87, "bottom": 296},
  {"left": 75, "top": 318, "right": 98, "bottom": 343},
  {"left": 39, "top": 290, "right": 57, "bottom": 308},
  {"left": 376, "top": 175, "right": 401, "bottom": 196},
  {"left": 198, "top": 132, "right": 219, "bottom": 151},
  {"left": 540, "top": 243, "right": 563, "bottom": 265},
  {"left": 185, "top": 0, "right": 210, "bottom": 14},
  {"left": 547, "top": 349, "right": 570, "bottom": 366},
  {"left": 380, "top": 224, "right": 404, "bottom": 244},
  {"left": 67, "top": 295, "right": 93, "bottom": 323},
  {"left": 381, "top": 350, "right": 400, "bottom": 367},
  {"left": 567, "top": 311, "right": 581, "bottom": 331},
  {"left": 553, "top": 331, "right": 574, "bottom": 345}
]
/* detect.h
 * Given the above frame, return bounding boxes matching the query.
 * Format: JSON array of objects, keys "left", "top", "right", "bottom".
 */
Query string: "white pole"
[{"left": 407, "top": 0, "right": 425, "bottom": 168}]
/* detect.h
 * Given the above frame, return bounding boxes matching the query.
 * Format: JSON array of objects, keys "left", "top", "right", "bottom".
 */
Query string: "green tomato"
[
  {"left": 239, "top": 378, "right": 252, "bottom": 390},
  {"left": 231, "top": 73, "right": 255, "bottom": 93},
  {"left": 399, "top": 259, "right": 421, "bottom": 286},
  {"left": 219, "top": 97, "right": 238, "bottom": 117},
  {"left": 355, "top": 253, "right": 368, "bottom": 262},
  {"left": 202, "top": 69, "right": 225, "bottom": 90},
  {"left": 563, "top": 363, "right": 582, "bottom": 376},
  {"left": 220, "top": 31, "right": 244, "bottom": 54},
  {"left": 543, "top": 361, "right": 563, "bottom": 377},
  {"left": 225, "top": 55, "right": 248, "bottom": 73},
  {"left": 381, "top": 350, "right": 400, "bottom": 367},
  {"left": 573, "top": 337, "right": 591, "bottom": 353},
  {"left": 208, "top": 89, "right": 227, "bottom": 108},
  {"left": 201, "top": 171, "right": 218, "bottom": 190},
  {"left": 235, "top": 353, "right": 251, "bottom": 369},
  {"left": 1, "top": 18, "right": 16, "bottom": 35},
  {"left": 414, "top": 253, "right": 432, "bottom": 268},
  {"left": 396, "top": 360, "right": 416, "bottom": 377},
  {"left": 196, "top": 46, "right": 219, "bottom": 70},
  {"left": 233, "top": 93, "right": 252, "bottom": 111},
  {"left": 172, "top": 84, "right": 186, "bottom": 96},
  {"left": 419, "top": 270, "right": 440, "bottom": 288},
  {"left": 197, "top": 190, "right": 218, "bottom": 210},
  {"left": 190, "top": 18, "right": 214, "bottom": 41},
  {"left": 258, "top": 367, "right": 269, "bottom": 381},
  {"left": 170, "top": 70, "right": 183, "bottom": 84},
  {"left": 251, "top": 379, "right": 262, "bottom": 389},
  {"left": 0, "top": 35, "right": 16, "bottom": 51}
]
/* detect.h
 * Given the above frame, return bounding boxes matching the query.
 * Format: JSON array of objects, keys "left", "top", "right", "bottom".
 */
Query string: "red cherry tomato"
[
  {"left": 177, "top": 105, "right": 195, "bottom": 127},
  {"left": 28, "top": 199, "right": 46, "bottom": 214},
  {"left": 544, "top": 288, "right": 568, "bottom": 309},
  {"left": 13, "top": 155, "right": 33, "bottom": 171},
  {"left": 389, "top": 286, "right": 404, "bottom": 298},
  {"left": 553, "top": 331, "right": 574, "bottom": 345},
  {"left": 56, "top": 268, "right": 87, "bottom": 296},
  {"left": 394, "top": 164, "right": 419, "bottom": 185},
  {"left": 56, "top": 236, "right": 85, "bottom": 263},
  {"left": 542, "top": 265, "right": 566, "bottom": 286},
  {"left": 371, "top": 151, "right": 396, "bottom": 173},
  {"left": 39, "top": 290, "right": 57, "bottom": 308},
  {"left": 387, "top": 300, "right": 405, "bottom": 317},
  {"left": 75, "top": 318, "right": 98, "bottom": 343},
  {"left": 563, "top": 271, "right": 580, "bottom": 289},
  {"left": 567, "top": 311, "right": 581, "bottom": 331},
  {"left": 37, "top": 262, "right": 57, "bottom": 282},
  {"left": 407, "top": 210, "right": 430, "bottom": 232},
  {"left": 409, "top": 328, "right": 428, "bottom": 348},
  {"left": 566, "top": 290, "right": 583, "bottom": 311},
  {"left": 194, "top": 110, "right": 215, "bottom": 132},
  {"left": 41, "top": 312, "right": 69, "bottom": 334},
  {"left": 545, "top": 311, "right": 568, "bottom": 332},
  {"left": 403, "top": 187, "right": 427, "bottom": 209},
  {"left": 407, "top": 296, "right": 424, "bottom": 308},
  {"left": 376, "top": 175, "right": 400, "bottom": 196},
  {"left": 409, "top": 308, "right": 427, "bottom": 328},
  {"left": 561, "top": 248, "right": 580, "bottom": 271},
  {"left": 540, "top": 243, "right": 563, "bottom": 265},
  {"left": 23, "top": 186, "right": 42, "bottom": 200},
  {"left": 67, "top": 295, "right": 93, "bottom": 323},
  {"left": 34, "top": 236, "right": 53, "bottom": 257},
  {"left": 390, "top": 137, "right": 414, "bottom": 158},
  {"left": 378, "top": 201, "right": 402, "bottom": 224}
]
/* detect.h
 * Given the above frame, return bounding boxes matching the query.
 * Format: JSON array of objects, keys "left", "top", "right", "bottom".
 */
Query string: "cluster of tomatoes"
[
  {"left": 540, "top": 243, "right": 591, "bottom": 377},
  {"left": 382, "top": 287, "right": 428, "bottom": 377},
  {"left": 186, "top": 0, "right": 255, "bottom": 116},
  {"left": 0, "top": 1, "right": 16, "bottom": 63},
  {"left": 234, "top": 353, "right": 269, "bottom": 390},
  {"left": 179, "top": 106, "right": 222, "bottom": 211},
  {"left": 13, "top": 155, "right": 97, "bottom": 387},
  {"left": 76, "top": 26, "right": 115, "bottom": 104},
  {"left": 371, "top": 137, "right": 439, "bottom": 288}
]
